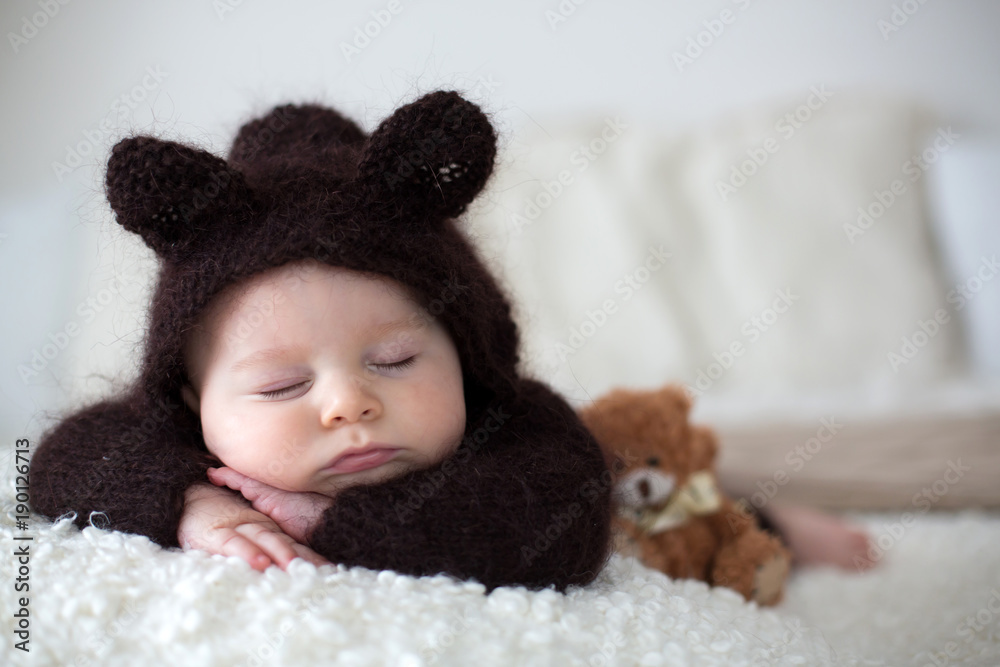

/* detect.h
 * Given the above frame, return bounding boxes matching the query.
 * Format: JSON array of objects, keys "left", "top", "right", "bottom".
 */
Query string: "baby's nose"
[{"left": 319, "top": 375, "right": 382, "bottom": 426}]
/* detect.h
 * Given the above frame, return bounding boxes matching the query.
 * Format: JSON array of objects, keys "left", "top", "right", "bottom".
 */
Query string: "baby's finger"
[
  {"left": 209, "top": 467, "right": 271, "bottom": 503},
  {"left": 290, "top": 543, "right": 333, "bottom": 569},
  {"left": 234, "top": 522, "right": 300, "bottom": 570},
  {"left": 215, "top": 530, "right": 274, "bottom": 572},
  {"left": 207, "top": 466, "right": 248, "bottom": 489}
]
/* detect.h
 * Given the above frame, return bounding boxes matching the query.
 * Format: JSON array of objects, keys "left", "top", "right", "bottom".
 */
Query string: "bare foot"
[
  {"left": 752, "top": 552, "right": 791, "bottom": 606},
  {"left": 762, "top": 503, "right": 875, "bottom": 572}
]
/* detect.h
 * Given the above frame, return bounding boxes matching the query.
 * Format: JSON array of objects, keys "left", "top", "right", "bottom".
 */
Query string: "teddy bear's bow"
[{"left": 619, "top": 470, "right": 722, "bottom": 534}]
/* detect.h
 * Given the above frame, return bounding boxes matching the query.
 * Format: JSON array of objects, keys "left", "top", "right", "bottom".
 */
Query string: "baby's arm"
[
  {"left": 179, "top": 481, "right": 330, "bottom": 570},
  {"left": 304, "top": 379, "right": 614, "bottom": 592},
  {"left": 29, "top": 396, "right": 218, "bottom": 547}
]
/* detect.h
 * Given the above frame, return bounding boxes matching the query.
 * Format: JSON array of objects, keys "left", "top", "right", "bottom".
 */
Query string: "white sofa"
[{"left": 468, "top": 89, "right": 1000, "bottom": 511}]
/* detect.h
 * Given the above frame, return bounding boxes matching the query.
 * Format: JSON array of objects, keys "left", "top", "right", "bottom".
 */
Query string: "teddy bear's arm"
[
  {"left": 307, "top": 379, "right": 613, "bottom": 592},
  {"left": 28, "top": 398, "right": 219, "bottom": 548}
]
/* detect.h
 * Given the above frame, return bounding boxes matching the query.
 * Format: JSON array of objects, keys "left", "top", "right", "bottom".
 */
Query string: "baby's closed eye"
[
  {"left": 257, "top": 356, "right": 418, "bottom": 399},
  {"left": 370, "top": 355, "right": 417, "bottom": 373},
  {"left": 260, "top": 382, "right": 308, "bottom": 399}
]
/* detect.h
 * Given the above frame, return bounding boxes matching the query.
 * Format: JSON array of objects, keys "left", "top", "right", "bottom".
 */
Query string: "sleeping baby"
[{"left": 29, "top": 90, "right": 614, "bottom": 592}]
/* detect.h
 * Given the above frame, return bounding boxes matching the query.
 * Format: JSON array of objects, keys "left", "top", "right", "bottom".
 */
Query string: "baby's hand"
[
  {"left": 178, "top": 482, "right": 331, "bottom": 571},
  {"left": 207, "top": 467, "right": 335, "bottom": 545}
]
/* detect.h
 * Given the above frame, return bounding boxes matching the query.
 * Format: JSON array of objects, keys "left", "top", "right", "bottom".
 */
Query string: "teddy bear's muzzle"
[{"left": 616, "top": 469, "right": 723, "bottom": 535}]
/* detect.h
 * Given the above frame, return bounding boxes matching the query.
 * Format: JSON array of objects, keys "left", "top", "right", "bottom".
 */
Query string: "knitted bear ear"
[
  {"left": 354, "top": 90, "right": 497, "bottom": 224},
  {"left": 228, "top": 103, "right": 367, "bottom": 170},
  {"left": 105, "top": 136, "right": 253, "bottom": 262}
]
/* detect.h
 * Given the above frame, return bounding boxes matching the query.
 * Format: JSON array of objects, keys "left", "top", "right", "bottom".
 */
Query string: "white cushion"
[{"left": 470, "top": 90, "right": 968, "bottom": 405}]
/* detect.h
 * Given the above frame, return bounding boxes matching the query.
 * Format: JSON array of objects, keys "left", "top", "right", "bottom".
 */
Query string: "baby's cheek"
[
  {"left": 203, "top": 417, "right": 262, "bottom": 475},
  {"left": 199, "top": 422, "right": 229, "bottom": 462},
  {"left": 432, "top": 392, "right": 467, "bottom": 455},
  {"left": 398, "top": 384, "right": 461, "bottom": 461},
  {"left": 444, "top": 407, "right": 466, "bottom": 449}
]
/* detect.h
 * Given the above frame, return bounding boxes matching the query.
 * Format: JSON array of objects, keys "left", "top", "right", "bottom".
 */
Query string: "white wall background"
[{"left": 1, "top": 0, "right": 998, "bottom": 446}]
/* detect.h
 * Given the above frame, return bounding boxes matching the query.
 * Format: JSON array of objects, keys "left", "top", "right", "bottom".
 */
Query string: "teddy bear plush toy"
[{"left": 579, "top": 384, "right": 791, "bottom": 606}]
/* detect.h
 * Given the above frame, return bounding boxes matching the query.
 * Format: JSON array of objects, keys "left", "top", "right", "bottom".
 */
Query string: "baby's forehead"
[
  {"left": 201, "top": 261, "right": 418, "bottom": 331},
  {"left": 183, "top": 262, "right": 425, "bottom": 376}
]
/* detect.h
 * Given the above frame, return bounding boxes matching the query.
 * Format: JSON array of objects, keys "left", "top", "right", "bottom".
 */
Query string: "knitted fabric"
[{"left": 29, "top": 91, "right": 612, "bottom": 592}]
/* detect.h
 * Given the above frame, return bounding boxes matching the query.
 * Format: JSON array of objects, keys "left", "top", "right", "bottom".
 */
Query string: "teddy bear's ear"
[
  {"left": 690, "top": 426, "right": 719, "bottom": 469},
  {"left": 228, "top": 103, "right": 367, "bottom": 170},
  {"left": 105, "top": 136, "right": 254, "bottom": 263},
  {"left": 353, "top": 90, "right": 496, "bottom": 225},
  {"left": 660, "top": 385, "right": 692, "bottom": 415}
]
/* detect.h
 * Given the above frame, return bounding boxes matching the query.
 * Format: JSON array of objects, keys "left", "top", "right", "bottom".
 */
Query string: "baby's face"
[{"left": 181, "top": 260, "right": 466, "bottom": 496}]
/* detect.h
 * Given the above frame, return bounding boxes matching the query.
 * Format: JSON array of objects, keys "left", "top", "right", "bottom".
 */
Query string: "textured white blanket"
[{"left": 3, "top": 467, "right": 998, "bottom": 666}]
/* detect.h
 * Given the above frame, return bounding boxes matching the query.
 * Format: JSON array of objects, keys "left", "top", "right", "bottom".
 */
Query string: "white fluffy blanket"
[{"left": 3, "top": 468, "right": 998, "bottom": 666}]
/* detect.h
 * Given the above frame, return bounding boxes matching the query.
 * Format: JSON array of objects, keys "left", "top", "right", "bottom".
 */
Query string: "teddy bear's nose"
[{"left": 613, "top": 469, "right": 676, "bottom": 507}]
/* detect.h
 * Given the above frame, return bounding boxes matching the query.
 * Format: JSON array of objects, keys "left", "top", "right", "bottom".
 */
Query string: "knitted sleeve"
[
  {"left": 307, "top": 379, "right": 613, "bottom": 592},
  {"left": 29, "top": 397, "right": 219, "bottom": 548}
]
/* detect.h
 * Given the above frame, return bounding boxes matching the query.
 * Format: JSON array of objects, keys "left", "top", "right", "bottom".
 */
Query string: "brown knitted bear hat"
[{"left": 105, "top": 90, "right": 519, "bottom": 429}]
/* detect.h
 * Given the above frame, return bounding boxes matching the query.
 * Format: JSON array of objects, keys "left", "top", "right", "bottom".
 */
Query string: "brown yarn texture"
[{"left": 29, "top": 90, "right": 612, "bottom": 592}]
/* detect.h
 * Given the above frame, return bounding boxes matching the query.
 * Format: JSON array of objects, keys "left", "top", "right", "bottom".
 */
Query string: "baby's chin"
[{"left": 311, "top": 459, "right": 424, "bottom": 496}]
